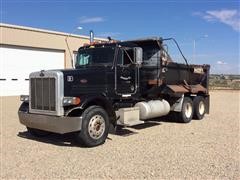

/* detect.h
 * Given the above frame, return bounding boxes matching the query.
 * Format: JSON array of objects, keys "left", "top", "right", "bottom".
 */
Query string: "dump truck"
[{"left": 18, "top": 37, "right": 210, "bottom": 147}]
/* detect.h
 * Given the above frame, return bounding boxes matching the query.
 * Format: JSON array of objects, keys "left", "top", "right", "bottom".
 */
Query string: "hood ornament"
[{"left": 40, "top": 70, "right": 45, "bottom": 77}]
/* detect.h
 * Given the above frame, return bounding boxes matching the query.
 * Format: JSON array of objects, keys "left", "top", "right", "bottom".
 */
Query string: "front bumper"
[{"left": 18, "top": 111, "right": 82, "bottom": 134}]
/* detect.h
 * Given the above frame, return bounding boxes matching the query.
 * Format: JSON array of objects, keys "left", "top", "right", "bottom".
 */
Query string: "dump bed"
[{"left": 162, "top": 62, "right": 210, "bottom": 92}]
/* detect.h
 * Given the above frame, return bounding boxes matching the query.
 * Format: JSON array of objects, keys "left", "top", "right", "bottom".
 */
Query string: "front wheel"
[
  {"left": 178, "top": 97, "right": 194, "bottom": 123},
  {"left": 75, "top": 106, "right": 110, "bottom": 147}
]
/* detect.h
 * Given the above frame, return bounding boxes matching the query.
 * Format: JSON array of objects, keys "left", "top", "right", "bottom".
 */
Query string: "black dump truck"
[{"left": 18, "top": 37, "right": 210, "bottom": 147}]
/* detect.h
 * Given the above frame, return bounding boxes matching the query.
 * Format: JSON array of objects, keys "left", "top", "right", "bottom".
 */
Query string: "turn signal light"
[
  {"left": 63, "top": 97, "right": 81, "bottom": 106},
  {"left": 72, "top": 97, "right": 81, "bottom": 105}
]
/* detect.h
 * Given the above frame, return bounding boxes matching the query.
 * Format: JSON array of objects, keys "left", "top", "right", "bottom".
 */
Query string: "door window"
[{"left": 117, "top": 48, "right": 134, "bottom": 66}]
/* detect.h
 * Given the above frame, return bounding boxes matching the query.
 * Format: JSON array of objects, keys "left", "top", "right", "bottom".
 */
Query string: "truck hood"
[{"left": 58, "top": 66, "right": 110, "bottom": 96}]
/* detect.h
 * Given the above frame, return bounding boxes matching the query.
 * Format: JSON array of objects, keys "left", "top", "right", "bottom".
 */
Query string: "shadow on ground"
[
  {"left": 18, "top": 131, "right": 81, "bottom": 147},
  {"left": 17, "top": 115, "right": 179, "bottom": 147},
  {"left": 114, "top": 121, "right": 162, "bottom": 136}
]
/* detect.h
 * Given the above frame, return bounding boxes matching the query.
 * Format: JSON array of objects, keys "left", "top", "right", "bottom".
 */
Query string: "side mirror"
[{"left": 134, "top": 47, "right": 143, "bottom": 65}]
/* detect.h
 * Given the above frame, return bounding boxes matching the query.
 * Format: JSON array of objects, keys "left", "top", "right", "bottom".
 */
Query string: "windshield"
[{"left": 75, "top": 47, "right": 115, "bottom": 67}]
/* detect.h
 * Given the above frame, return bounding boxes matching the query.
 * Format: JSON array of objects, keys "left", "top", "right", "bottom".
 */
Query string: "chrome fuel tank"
[{"left": 135, "top": 100, "right": 170, "bottom": 120}]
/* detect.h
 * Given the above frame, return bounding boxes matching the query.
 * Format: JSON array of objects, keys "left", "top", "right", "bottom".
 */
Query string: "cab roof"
[{"left": 79, "top": 37, "right": 163, "bottom": 50}]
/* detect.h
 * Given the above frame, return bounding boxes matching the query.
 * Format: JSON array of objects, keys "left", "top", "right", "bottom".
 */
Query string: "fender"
[
  {"left": 170, "top": 94, "right": 184, "bottom": 112},
  {"left": 79, "top": 94, "right": 108, "bottom": 108},
  {"left": 66, "top": 94, "right": 116, "bottom": 124}
]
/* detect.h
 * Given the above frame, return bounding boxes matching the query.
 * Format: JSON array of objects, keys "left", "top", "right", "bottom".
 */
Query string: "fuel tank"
[{"left": 135, "top": 100, "right": 170, "bottom": 120}]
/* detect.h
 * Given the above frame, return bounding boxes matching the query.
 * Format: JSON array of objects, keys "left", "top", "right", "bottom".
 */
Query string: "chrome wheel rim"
[
  {"left": 185, "top": 102, "right": 193, "bottom": 118},
  {"left": 88, "top": 115, "right": 105, "bottom": 139},
  {"left": 199, "top": 101, "right": 205, "bottom": 115}
]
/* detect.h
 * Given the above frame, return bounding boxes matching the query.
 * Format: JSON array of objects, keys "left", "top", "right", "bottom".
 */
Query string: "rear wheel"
[
  {"left": 193, "top": 96, "right": 206, "bottom": 120},
  {"left": 27, "top": 127, "right": 50, "bottom": 137},
  {"left": 75, "top": 106, "right": 109, "bottom": 147},
  {"left": 178, "top": 97, "right": 193, "bottom": 123}
]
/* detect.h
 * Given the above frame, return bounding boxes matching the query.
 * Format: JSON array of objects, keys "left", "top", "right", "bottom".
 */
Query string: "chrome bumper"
[{"left": 18, "top": 111, "right": 82, "bottom": 134}]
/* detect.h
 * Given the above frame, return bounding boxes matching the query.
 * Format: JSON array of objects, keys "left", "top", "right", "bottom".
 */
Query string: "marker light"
[{"left": 20, "top": 95, "right": 29, "bottom": 102}]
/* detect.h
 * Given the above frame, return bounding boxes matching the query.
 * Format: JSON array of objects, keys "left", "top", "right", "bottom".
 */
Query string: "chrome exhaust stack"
[{"left": 90, "top": 30, "right": 94, "bottom": 43}]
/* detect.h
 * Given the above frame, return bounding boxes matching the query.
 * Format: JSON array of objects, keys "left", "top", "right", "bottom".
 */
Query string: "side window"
[
  {"left": 117, "top": 48, "right": 134, "bottom": 66},
  {"left": 123, "top": 49, "right": 134, "bottom": 65},
  {"left": 77, "top": 53, "right": 90, "bottom": 65},
  {"left": 143, "top": 48, "right": 160, "bottom": 66},
  {"left": 76, "top": 51, "right": 92, "bottom": 66}
]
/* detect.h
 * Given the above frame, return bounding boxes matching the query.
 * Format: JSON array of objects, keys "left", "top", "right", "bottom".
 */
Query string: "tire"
[
  {"left": 27, "top": 127, "right": 50, "bottom": 137},
  {"left": 75, "top": 106, "right": 110, "bottom": 147},
  {"left": 178, "top": 97, "right": 193, "bottom": 123},
  {"left": 193, "top": 96, "right": 206, "bottom": 120}
]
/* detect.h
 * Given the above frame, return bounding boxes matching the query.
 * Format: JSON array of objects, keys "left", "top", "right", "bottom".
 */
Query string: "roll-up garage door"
[{"left": 0, "top": 46, "right": 64, "bottom": 96}]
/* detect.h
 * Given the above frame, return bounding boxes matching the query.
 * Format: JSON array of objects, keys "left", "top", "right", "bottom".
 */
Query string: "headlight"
[
  {"left": 20, "top": 95, "right": 29, "bottom": 102},
  {"left": 63, "top": 97, "right": 81, "bottom": 106}
]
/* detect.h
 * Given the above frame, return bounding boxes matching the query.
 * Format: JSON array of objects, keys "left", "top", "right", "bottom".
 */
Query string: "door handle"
[{"left": 162, "top": 67, "right": 168, "bottom": 72}]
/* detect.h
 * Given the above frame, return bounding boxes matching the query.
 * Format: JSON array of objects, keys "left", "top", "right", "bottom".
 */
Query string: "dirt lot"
[{"left": 0, "top": 91, "right": 239, "bottom": 179}]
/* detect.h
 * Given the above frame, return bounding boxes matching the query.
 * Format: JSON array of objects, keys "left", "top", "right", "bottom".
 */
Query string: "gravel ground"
[{"left": 0, "top": 91, "right": 239, "bottom": 179}]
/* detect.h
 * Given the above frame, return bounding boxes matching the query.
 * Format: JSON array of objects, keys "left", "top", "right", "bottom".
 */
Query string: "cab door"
[{"left": 115, "top": 48, "right": 137, "bottom": 95}]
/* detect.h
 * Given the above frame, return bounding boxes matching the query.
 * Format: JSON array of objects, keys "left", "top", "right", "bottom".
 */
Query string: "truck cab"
[{"left": 19, "top": 37, "right": 210, "bottom": 147}]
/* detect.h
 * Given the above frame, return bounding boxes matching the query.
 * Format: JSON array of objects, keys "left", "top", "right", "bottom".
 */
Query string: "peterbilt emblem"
[
  {"left": 67, "top": 76, "right": 74, "bottom": 82},
  {"left": 80, "top": 79, "right": 88, "bottom": 83}
]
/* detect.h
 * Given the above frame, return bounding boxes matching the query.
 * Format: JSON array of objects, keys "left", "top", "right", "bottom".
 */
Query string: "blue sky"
[{"left": 1, "top": 0, "right": 239, "bottom": 74}]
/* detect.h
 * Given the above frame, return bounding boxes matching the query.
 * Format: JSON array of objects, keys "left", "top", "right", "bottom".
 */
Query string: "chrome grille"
[
  {"left": 30, "top": 78, "right": 56, "bottom": 111},
  {"left": 29, "top": 71, "right": 64, "bottom": 116}
]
